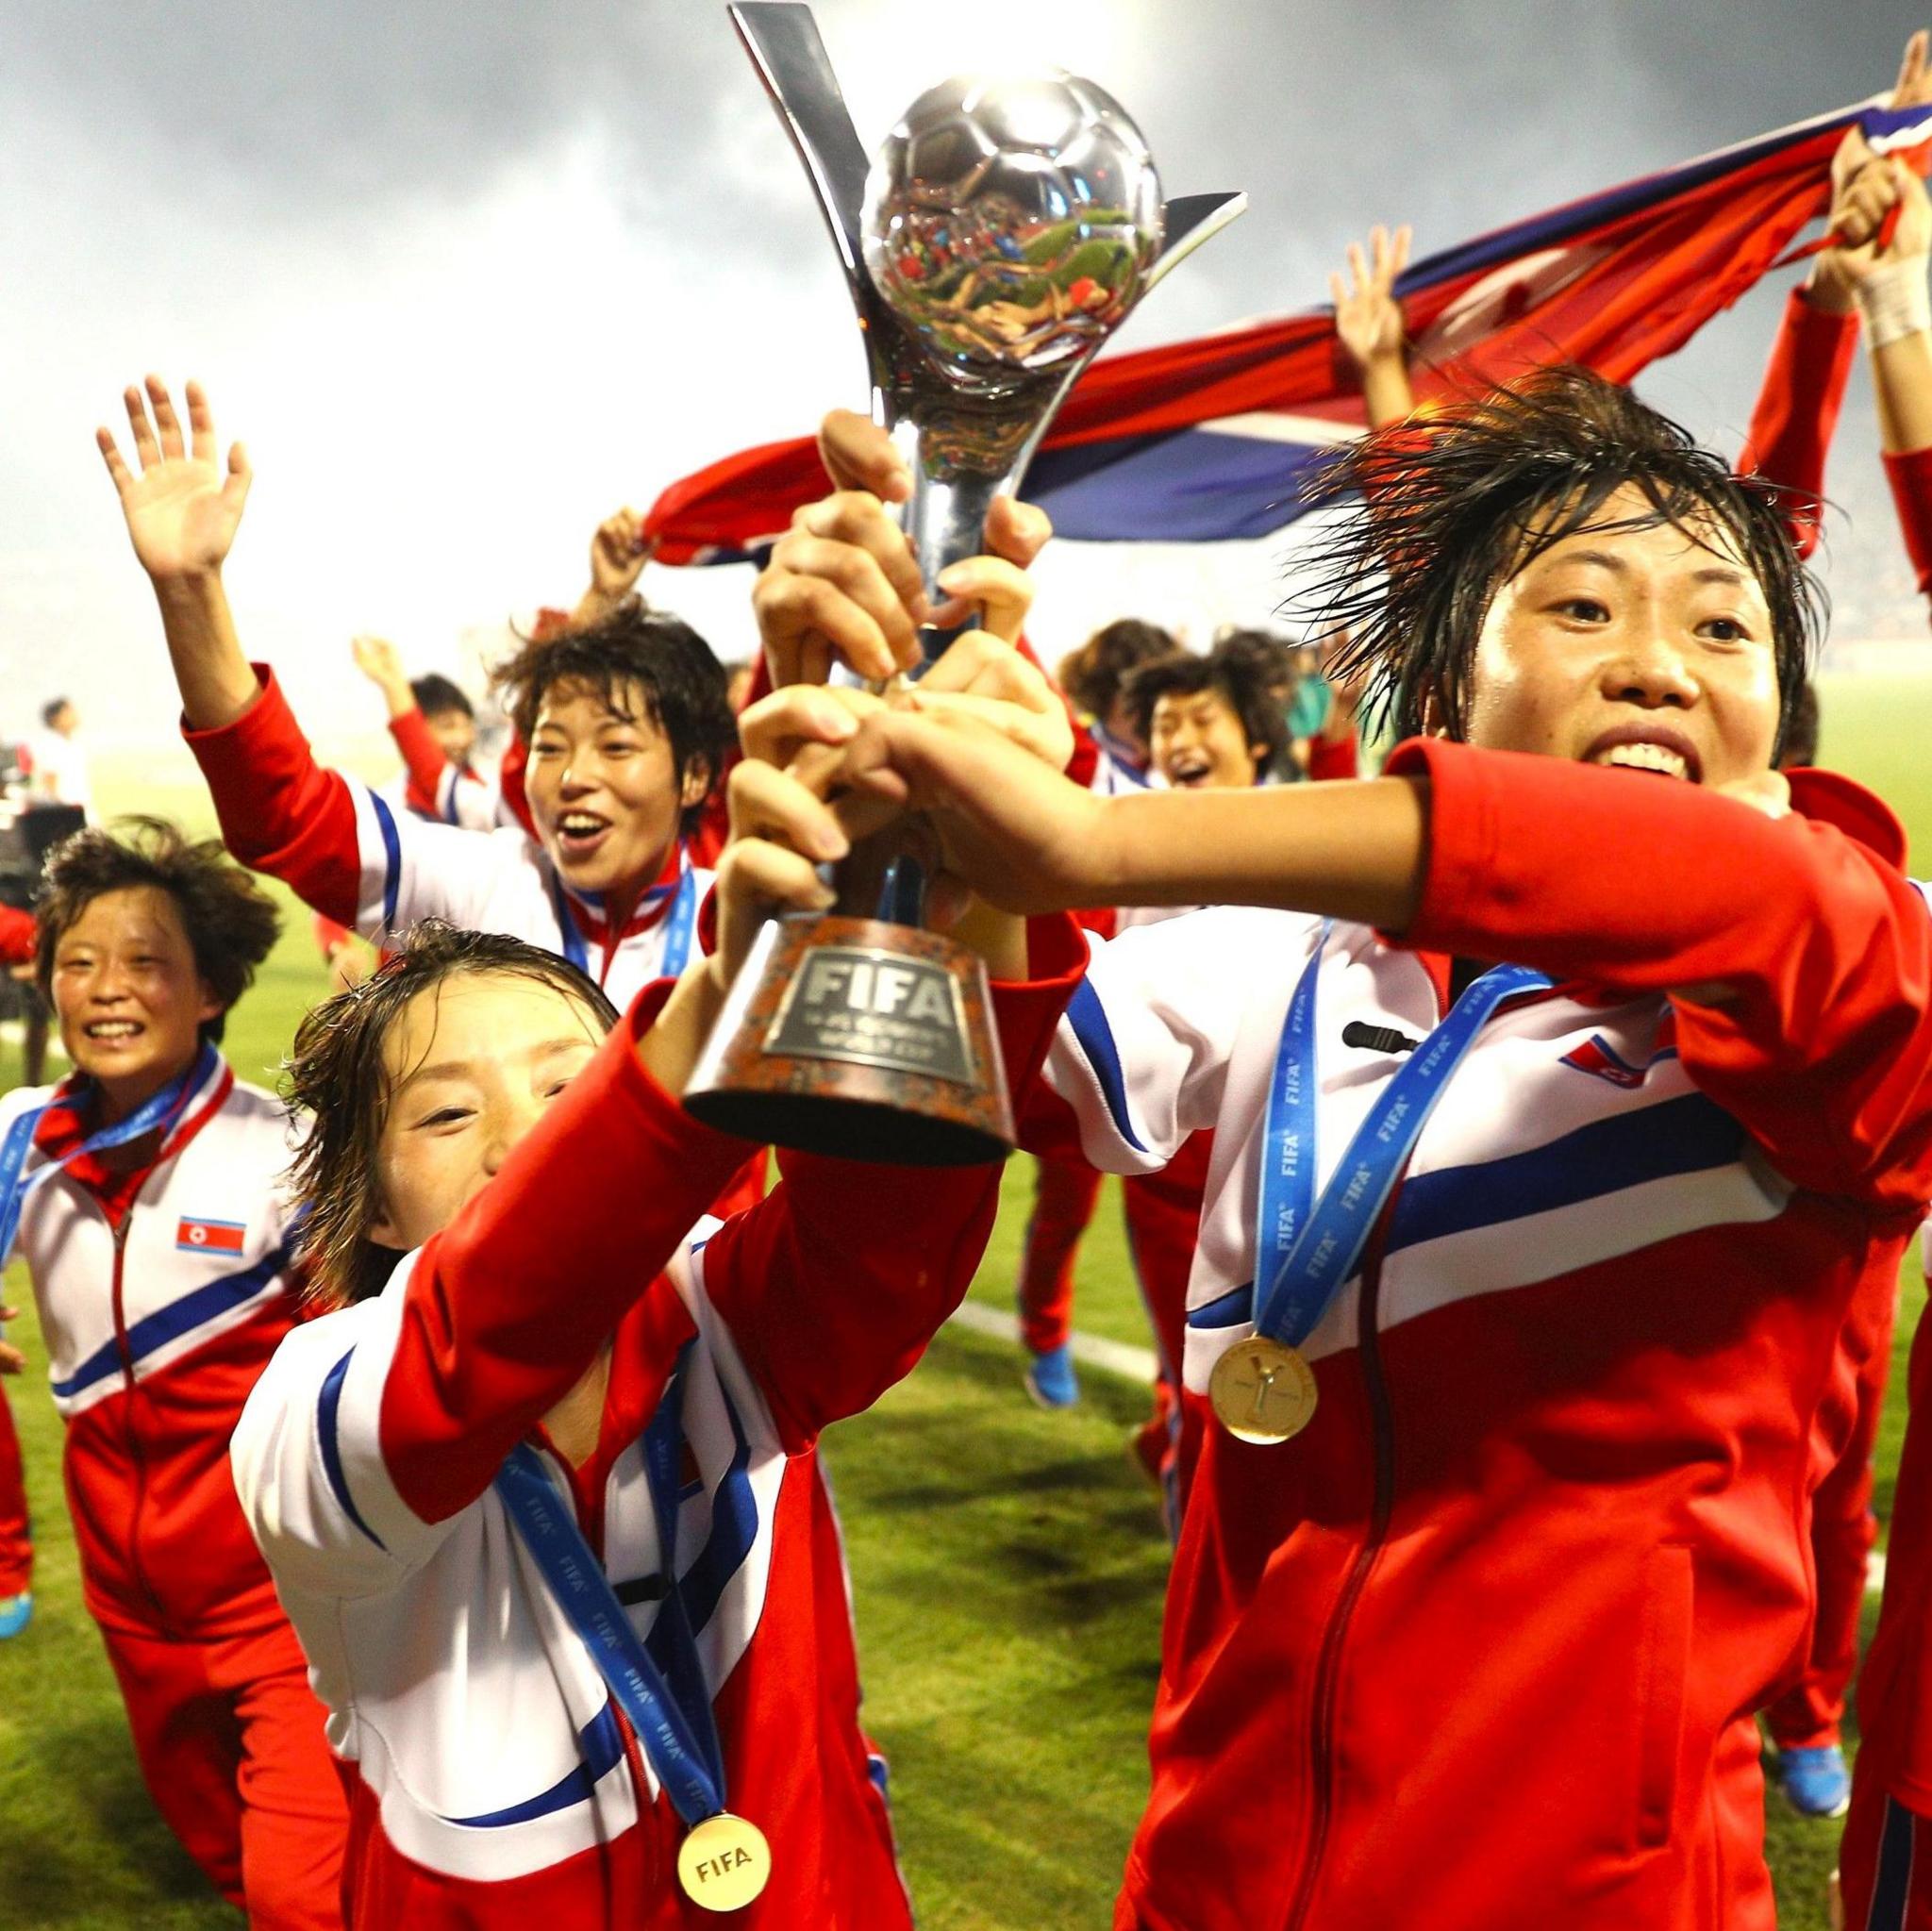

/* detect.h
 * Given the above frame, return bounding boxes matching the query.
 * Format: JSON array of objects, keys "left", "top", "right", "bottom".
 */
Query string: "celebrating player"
[
  {"left": 97, "top": 377, "right": 731, "bottom": 1012},
  {"left": 0, "top": 819, "right": 345, "bottom": 1925},
  {"left": 774, "top": 374, "right": 1932, "bottom": 1930},
  {"left": 348, "top": 633, "right": 514, "bottom": 834},
  {"left": 229, "top": 741, "right": 1082, "bottom": 1924}
]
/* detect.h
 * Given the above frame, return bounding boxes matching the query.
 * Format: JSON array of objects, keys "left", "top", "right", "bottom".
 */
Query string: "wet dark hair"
[
  {"left": 1057, "top": 618, "right": 1179, "bottom": 718},
  {"left": 1778, "top": 680, "right": 1821, "bottom": 769},
  {"left": 284, "top": 922, "right": 619, "bottom": 1307},
  {"left": 409, "top": 674, "right": 473, "bottom": 721},
  {"left": 34, "top": 817, "right": 281, "bottom": 1046},
  {"left": 1125, "top": 643, "right": 1291, "bottom": 781},
  {"left": 494, "top": 603, "right": 735, "bottom": 836},
  {"left": 1297, "top": 368, "right": 1824, "bottom": 758}
]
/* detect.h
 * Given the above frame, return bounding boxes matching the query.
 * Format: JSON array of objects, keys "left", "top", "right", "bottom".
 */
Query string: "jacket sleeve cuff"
[
  {"left": 1379, "top": 736, "right": 1504, "bottom": 949},
  {"left": 1884, "top": 445, "right": 1932, "bottom": 599},
  {"left": 179, "top": 661, "right": 281, "bottom": 768}
]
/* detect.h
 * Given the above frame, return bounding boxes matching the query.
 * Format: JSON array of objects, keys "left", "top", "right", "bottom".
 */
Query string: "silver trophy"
[{"left": 685, "top": 5, "right": 1244, "bottom": 1164}]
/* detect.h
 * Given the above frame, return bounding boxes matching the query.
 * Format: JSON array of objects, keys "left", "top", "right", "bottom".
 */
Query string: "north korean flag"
[
  {"left": 176, "top": 1216, "right": 248, "bottom": 1256},
  {"left": 642, "top": 96, "right": 1932, "bottom": 562}
]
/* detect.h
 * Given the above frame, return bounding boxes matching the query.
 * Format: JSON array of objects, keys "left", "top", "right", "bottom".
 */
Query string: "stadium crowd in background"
[{"left": 0, "top": 25, "right": 1930, "bottom": 1931}]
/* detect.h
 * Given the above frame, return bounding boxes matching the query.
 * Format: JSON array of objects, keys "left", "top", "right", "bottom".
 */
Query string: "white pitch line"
[
  {"left": 947, "top": 1299, "right": 1159, "bottom": 1386},
  {"left": 947, "top": 1302, "right": 1900, "bottom": 1598}
]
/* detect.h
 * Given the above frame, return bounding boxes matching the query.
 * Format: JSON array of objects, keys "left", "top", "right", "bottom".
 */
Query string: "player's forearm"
[
  {"left": 382, "top": 993, "right": 754, "bottom": 1521},
  {"left": 1874, "top": 331, "right": 1932, "bottom": 455},
  {"left": 151, "top": 571, "right": 260, "bottom": 730},
  {"left": 1359, "top": 355, "right": 1416, "bottom": 432},
  {"left": 1096, "top": 776, "right": 1430, "bottom": 931},
  {"left": 636, "top": 964, "right": 728, "bottom": 1097}
]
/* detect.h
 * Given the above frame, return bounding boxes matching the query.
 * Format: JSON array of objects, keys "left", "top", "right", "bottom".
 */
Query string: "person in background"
[
  {"left": 1056, "top": 617, "right": 1176, "bottom": 786},
  {"left": 26, "top": 698, "right": 93, "bottom": 821},
  {"left": 348, "top": 635, "right": 507, "bottom": 829},
  {"left": 1807, "top": 49, "right": 1932, "bottom": 1925},
  {"left": 1010, "top": 618, "right": 1174, "bottom": 1411}
]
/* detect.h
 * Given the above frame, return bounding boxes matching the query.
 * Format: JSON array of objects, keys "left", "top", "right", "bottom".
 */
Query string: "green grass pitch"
[{"left": 1, "top": 670, "right": 1928, "bottom": 1928}]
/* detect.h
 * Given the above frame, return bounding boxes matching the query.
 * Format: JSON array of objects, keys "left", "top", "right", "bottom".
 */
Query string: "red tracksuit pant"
[
  {"left": 1016, "top": 1140, "right": 1212, "bottom": 1537},
  {"left": 1765, "top": 1268, "right": 1899, "bottom": 1751},
  {"left": 1016, "top": 1146, "right": 1104, "bottom": 1355},
  {"left": 0, "top": 1381, "right": 29, "bottom": 1597},
  {"left": 99, "top": 1618, "right": 347, "bottom": 1928},
  {"left": 1842, "top": 1780, "right": 1932, "bottom": 1930}
]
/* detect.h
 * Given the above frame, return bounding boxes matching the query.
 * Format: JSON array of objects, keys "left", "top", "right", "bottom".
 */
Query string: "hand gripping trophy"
[{"left": 685, "top": 3, "right": 1243, "bottom": 1165}]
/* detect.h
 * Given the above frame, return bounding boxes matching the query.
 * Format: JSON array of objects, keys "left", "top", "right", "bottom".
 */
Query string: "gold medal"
[
  {"left": 677, "top": 1811, "right": 772, "bottom": 1913},
  {"left": 1209, "top": 1335, "right": 1318, "bottom": 1444}
]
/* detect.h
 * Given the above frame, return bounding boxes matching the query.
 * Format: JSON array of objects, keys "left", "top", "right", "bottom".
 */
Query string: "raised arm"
[
  {"left": 1331, "top": 224, "right": 1415, "bottom": 431},
  {"left": 352, "top": 634, "right": 504, "bottom": 831},
  {"left": 96, "top": 376, "right": 258, "bottom": 729},
  {"left": 570, "top": 506, "right": 652, "bottom": 630}
]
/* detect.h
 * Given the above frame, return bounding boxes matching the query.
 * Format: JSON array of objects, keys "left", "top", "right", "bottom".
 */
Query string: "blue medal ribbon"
[
  {"left": 658, "top": 862, "right": 698, "bottom": 979},
  {"left": 1252, "top": 932, "right": 1549, "bottom": 1349},
  {"left": 493, "top": 1345, "right": 728, "bottom": 1829},
  {"left": 0, "top": 1041, "right": 217, "bottom": 1273}
]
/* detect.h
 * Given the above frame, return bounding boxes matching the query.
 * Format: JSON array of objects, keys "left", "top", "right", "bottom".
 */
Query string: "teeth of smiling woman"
[
  {"left": 1596, "top": 742, "right": 1688, "bottom": 780},
  {"left": 86, "top": 1021, "right": 141, "bottom": 1039},
  {"left": 559, "top": 814, "right": 606, "bottom": 836}
]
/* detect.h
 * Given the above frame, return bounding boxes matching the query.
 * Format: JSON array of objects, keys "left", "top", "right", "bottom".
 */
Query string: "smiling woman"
[
  {"left": 35, "top": 819, "right": 279, "bottom": 1117},
  {"left": 1308, "top": 365, "right": 1824, "bottom": 768},
  {"left": 0, "top": 816, "right": 348, "bottom": 1925}
]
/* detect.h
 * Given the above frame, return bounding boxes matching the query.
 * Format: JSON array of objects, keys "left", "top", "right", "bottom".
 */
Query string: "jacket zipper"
[
  {"left": 1279, "top": 979, "right": 1550, "bottom": 1929},
  {"left": 1280, "top": 1197, "right": 1401, "bottom": 1931},
  {"left": 108, "top": 1214, "right": 170, "bottom": 1632}
]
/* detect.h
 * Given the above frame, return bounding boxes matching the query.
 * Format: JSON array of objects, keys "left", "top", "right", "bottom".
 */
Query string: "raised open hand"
[
  {"left": 97, "top": 377, "right": 251, "bottom": 583},
  {"left": 1330, "top": 225, "right": 1411, "bottom": 374},
  {"left": 352, "top": 634, "right": 404, "bottom": 684}
]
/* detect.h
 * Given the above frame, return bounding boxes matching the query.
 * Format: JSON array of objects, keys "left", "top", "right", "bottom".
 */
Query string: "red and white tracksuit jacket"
[
  {"left": 233, "top": 934, "right": 1081, "bottom": 1929},
  {"left": 1027, "top": 741, "right": 1932, "bottom": 1931},
  {"left": 386, "top": 707, "right": 525, "bottom": 835},
  {"left": 190, "top": 669, "right": 763, "bottom": 1220},
  {"left": 185, "top": 668, "right": 708, "bottom": 1008},
  {"left": 2, "top": 1053, "right": 304, "bottom": 1638},
  {"left": 0, "top": 1054, "right": 345, "bottom": 1921}
]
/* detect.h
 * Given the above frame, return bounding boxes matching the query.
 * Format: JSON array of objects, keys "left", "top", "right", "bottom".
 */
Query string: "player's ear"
[
  {"left": 366, "top": 1190, "right": 406, "bottom": 1250},
  {"left": 679, "top": 756, "right": 714, "bottom": 811}
]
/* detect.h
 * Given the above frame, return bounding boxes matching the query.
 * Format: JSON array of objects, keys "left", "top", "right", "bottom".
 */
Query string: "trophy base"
[{"left": 684, "top": 914, "right": 1016, "bottom": 1168}]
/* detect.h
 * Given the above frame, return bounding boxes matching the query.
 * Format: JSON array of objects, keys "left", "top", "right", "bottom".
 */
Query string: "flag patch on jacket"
[
  {"left": 1559, "top": 1034, "right": 1677, "bottom": 1089},
  {"left": 176, "top": 1216, "right": 247, "bottom": 1255}
]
